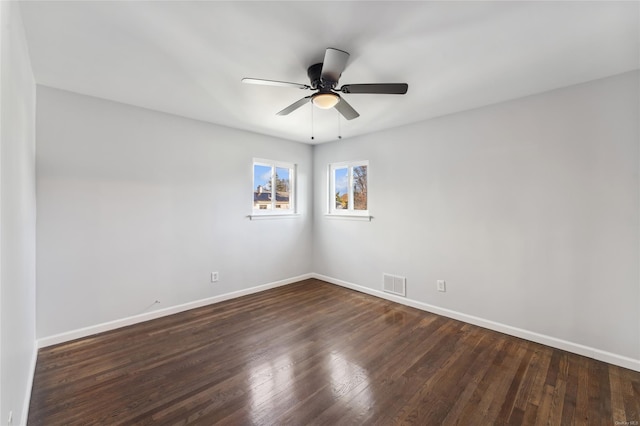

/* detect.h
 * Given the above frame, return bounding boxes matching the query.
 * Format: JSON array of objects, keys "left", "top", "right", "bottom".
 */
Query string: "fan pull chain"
[
  {"left": 310, "top": 105, "right": 315, "bottom": 141},
  {"left": 337, "top": 110, "right": 342, "bottom": 140}
]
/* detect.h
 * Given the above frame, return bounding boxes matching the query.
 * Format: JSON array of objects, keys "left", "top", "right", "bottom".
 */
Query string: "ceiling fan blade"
[
  {"left": 242, "top": 78, "right": 310, "bottom": 90},
  {"left": 321, "top": 48, "right": 350, "bottom": 83},
  {"left": 339, "top": 83, "right": 408, "bottom": 94},
  {"left": 276, "top": 96, "right": 312, "bottom": 116},
  {"left": 334, "top": 97, "right": 360, "bottom": 120}
]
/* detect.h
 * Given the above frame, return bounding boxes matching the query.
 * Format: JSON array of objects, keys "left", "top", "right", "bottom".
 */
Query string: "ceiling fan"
[{"left": 242, "top": 48, "right": 408, "bottom": 120}]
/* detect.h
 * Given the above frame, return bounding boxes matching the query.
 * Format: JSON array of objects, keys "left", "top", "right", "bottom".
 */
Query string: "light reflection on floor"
[
  {"left": 247, "top": 352, "right": 294, "bottom": 421},
  {"left": 246, "top": 347, "right": 373, "bottom": 423}
]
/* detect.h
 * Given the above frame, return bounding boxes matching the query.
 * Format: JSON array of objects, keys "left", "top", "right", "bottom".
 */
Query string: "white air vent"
[{"left": 383, "top": 273, "right": 406, "bottom": 297}]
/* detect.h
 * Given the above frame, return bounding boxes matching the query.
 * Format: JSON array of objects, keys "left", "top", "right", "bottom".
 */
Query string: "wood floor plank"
[
  {"left": 494, "top": 341, "right": 532, "bottom": 424},
  {"left": 611, "top": 366, "right": 628, "bottom": 424},
  {"left": 546, "top": 353, "right": 569, "bottom": 425},
  {"left": 559, "top": 353, "right": 579, "bottom": 425},
  {"left": 527, "top": 346, "right": 554, "bottom": 407},
  {"left": 28, "top": 279, "right": 640, "bottom": 425},
  {"left": 439, "top": 332, "right": 506, "bottom": 424},
  {"left": 575, "top": 355, "right": 591, "bottom": 425},
  {"left": 625, "top": 369, "right": 640, "bottom": 422}
]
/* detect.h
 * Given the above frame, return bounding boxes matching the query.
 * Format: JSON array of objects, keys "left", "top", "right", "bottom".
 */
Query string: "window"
[
  {"left": 329, "top": 161, "right": 368, "bottom": 215},
  {"left": 252, "top": 159, "right": 296, "bottom": 214}
]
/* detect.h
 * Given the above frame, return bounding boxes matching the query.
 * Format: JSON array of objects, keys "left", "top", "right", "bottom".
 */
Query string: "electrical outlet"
[
  {"left": 211, "top": 272, "right": 219, "bottom": 283},
  {"left": 437, "top": 280, "right": 446, "bottom": 292}
]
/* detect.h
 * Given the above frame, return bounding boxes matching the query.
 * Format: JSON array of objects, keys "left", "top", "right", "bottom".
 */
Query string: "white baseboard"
[
  {"left": 312, "top": 273, "right": 640, "bottom": 372},
  {"left": 21, "top": 343, "right": 38, "bottom": 426},
  {"left": 34, "top": 271, "right": 640, "bottom": 373},
  {"left": 37, "top": 273, "right": 313, "bottom": 348}
]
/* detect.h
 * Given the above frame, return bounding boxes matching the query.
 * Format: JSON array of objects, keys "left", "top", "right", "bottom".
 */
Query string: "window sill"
[
  {"left": 248, "top": 213, "right": 301, "bottom": 221},
  {"left": 324, "top": 214, "right": 372, "bottom": 222}
]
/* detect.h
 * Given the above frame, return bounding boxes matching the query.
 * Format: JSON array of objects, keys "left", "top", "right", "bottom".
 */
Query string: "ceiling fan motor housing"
[{"left": 307, "top": 63, "right": 337, "bottom": 90}]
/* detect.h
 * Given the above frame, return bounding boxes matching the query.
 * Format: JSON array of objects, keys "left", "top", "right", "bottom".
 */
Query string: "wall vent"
[{"left": 383, "top": 273, "right": 406, "bottom": 297}]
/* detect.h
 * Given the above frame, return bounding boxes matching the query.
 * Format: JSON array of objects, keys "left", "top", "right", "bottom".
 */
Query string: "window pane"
[
  {"left": 253, "top": 164, "right": 273, "bottom": 210},
  {"left": 334, "top": 167, "right": 349, "bottom": 209},
  {"left": 275, "top": 167, "right": 290, "bottom": 209},
  {"left": 353, "top": 165, "right": 367, "bottom": 210}
]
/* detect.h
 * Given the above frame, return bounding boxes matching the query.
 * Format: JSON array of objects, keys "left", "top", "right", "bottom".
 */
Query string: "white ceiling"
[{"left": 19, "top": 1, "right": 639, "bottom": 144}]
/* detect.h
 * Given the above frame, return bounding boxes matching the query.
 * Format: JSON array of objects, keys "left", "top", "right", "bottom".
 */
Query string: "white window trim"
[
  {"left": 327, "top": 160, "right": 370, "bottom": 218},
  {"left": 248, "top": 213, "right": 301, "bottom": 221},
  {"left": 250, "top": 158, "right": 297, "bottom": 218},
  {"left": 323, "top": 214, "right": 372, "bottom": 221}
]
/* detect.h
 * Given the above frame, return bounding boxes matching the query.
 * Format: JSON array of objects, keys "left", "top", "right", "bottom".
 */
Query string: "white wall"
[
  {"left": 313, "top": 71, "right": 639, "bottom": 362},
  {"left": 0, "top": 1, "right": 37, "bottom": 425},
  {"left": 36, "top": 86, "right": 313, "bottom": 339}
]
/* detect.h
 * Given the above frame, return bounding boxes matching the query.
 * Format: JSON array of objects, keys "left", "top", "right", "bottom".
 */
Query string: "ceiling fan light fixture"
[{"left": 312, "top": 92, "right": 340, "bottom": 109}]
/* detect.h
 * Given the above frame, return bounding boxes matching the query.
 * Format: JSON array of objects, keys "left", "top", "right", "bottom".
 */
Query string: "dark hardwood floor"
[{"left": 29, "top": 279, "right": 639, "bottom": 425}]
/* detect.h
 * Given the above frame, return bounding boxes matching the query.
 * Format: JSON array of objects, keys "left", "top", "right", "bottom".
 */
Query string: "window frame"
[
  {"left": 328, "top": 160, "right": 369, "bottom": 217},
  {"left": 251, "top": 158, "right": 297, "bottom": 217}
]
